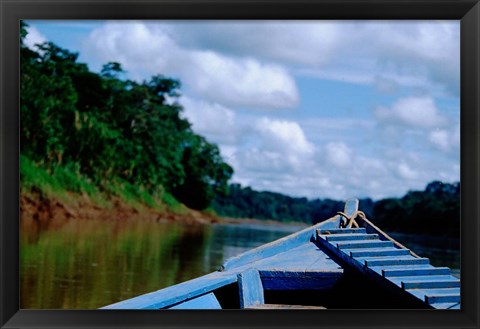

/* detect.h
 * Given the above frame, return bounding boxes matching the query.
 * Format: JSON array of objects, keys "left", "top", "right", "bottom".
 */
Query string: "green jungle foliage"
[
  {"left": 212, "top": 183, "right": 344, "bottom": 223},
  {"left": 20, "top": 22, "right": 460, "bottom": 235},
  {"left": 213, "top": 181, "right": 460, "bottom": 237},
  {"left": 371, "top": 181, "right": 460, "bottom": 237},
  {"left": 20, "top": 22, "right": 233, "bottom": 210}
]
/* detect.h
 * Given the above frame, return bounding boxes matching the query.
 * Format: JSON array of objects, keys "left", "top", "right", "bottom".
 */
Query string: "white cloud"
[
  {"left": 298, "top": 21, "right": 459, "bottom": 97},
  {"left": 429, "top": 130, "right": 450, "bottom": 152},
  {"left": 396, "top": 163, "right": 419, "bottom": 180},
  {"left": 169, "top": 21, "right": 459, "bottom": 97},
  {"left": 429, "top": 124, "right": 460, "bottom": 153},
  {"left": 324, "top": 142, "right": 352, "bottom": 169},
  {"left": 187, "top": 52, "right": 299, "bottom": 109},
  {"left": 169, "top": 21, "right": 340, "bottom": 67},
  {"left": 375, "top": 96, "right": 448, "bottom": 129},
  {"left": 75, "top": 20, "right": 460, "bottom": 200},
  {"left": 24, "top": 26, "right": 47, "bottom": 50},
  {"left": 255, "top": 117, "right": 314, "bottom": 157},
  {"left": 225, "top": 117, "right": 320, "bottom": 194},
  {"left": 180, "top": 96, "right": 237, "bottom": 144},
  {"left": 84, "top": 22, "right": 299, "bottom": 110}
]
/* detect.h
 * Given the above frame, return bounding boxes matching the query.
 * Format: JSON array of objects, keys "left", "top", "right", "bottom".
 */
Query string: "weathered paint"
[
  {"left": 103, "top": 239, "right": 343, "bottom": 309},
  {"left": 387, "top": 274, "right": 459, "bottom": 290},
  {"left": 411, "top": 287, "right": 460, "bottom": 296},
  {"left": 318, "top": 228, "right": 366, "bottom": 235},
  {"left": 336, "top": 240, "right": 394, "bottom": 249},
  {"left": 325, "top": 233, "right": 378, "bottom": 242},
  {"left": 259, "top": 270, "right": 342, "bottom": 290},
  {"left": 348, "top": 248, "right": 410, "bottom": 257},
  {"left": 429, "top": 302, "right": 460, "bottom": 310},
  {"left": 425, "top": 293, "right": 460, "bottom": 304},
  {"left": 101, "top": 271, "right": 237, "bottom": 309},
  {"left": 381, "top": 267, "right": 451, "bottom": 277},
  {"left": 221, "top": 199, "right": 358, "bottom": 271},
  {"left": 363, "top": 257, "right": 429, "bottom": 267},
  {"left": 221, "top": 221, "right": 339, "bottom": 271},
  {"left": 315, "top": 223, "right": 460, "bottom": 310},
  {"left": 102, "top": 215, "right": 342, "bottom": 309},
  {"left": 238, "top": 269, "right": 264, "bottom": 308},
  {"left": 253, "top": 242, "right": 342, "bottom": 273},
  {"left": 401, "top": 279, "right": 460, "bottom": 289},
  {"left": 343, "top": 199, "right": 359, "bottom": 219},
  {"left": 169, "top": 292, "right": 222, "bottom": 309},
  {"left": 101, "top": 199, "right": 460, "bottom": 310}
]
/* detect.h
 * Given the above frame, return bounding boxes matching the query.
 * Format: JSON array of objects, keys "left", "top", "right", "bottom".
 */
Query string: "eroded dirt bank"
[{"left": 20, "top": 189, "right": 222, "bottom": 228}]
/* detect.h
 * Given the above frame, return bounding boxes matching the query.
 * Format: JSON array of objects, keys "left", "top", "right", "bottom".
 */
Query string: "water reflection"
[
  {"left": 20, "top": 219, "right": 301, "bottom": 309},
  {"left": 20, "top": 219, "right": 460, "bottom": 309}
]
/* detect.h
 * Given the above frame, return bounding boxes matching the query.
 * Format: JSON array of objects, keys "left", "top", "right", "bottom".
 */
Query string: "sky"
[{"left": 24, "top": 20, "right": 460, "bottom": 201}]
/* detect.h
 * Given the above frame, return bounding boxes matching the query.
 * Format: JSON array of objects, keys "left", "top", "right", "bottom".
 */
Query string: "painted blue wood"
[
  {"left": 381, "top": 267, "right": 451, "bottom": 277},
  {"left": 103, "top": 240, "right": 343, "bottom": 309},
  {"left": 238, "top": 269, "right": 264, "bottom": 308},
  {"left": 325, "top": 233, "right": 378, "bottom": 242},
  {"left": 407, "top": 288, "right": 460, "bottom": 304},
  {"left": 222, "top": 198, "right": 360, "bottom": 271},
  {"left": 259, "top": 270, "right": 342, "bottom": 290},
  {"left": 388, "top": 275, "right": 459, "bottom": 288},
  {"left": 369, "top": 265, "right": 433, "bottom": 276},
  {"left": 242, "top": 242, "right": 342, "bottom": 273},
  {"left": 101, "top": 271, "right": 237, "bottom": 309},
  {"left": 336, "top": 240, "right": 394, "bottom": 249},
  {"left": 363, "top": 257, "right": 429, "bottom": 267},
  {"left": 318, "top": 228, "right": 366, "bottom": 234},
  {"left": 102, "top": 199, "right": 461, "bottom": 310},
  {"left": 390, "top": 274, "right": 457, "bottom": 282},
  {"left": 314, "top": 213, "right": 460, "bottom": 310},
  {"left": 429, "top": 302, "right": 460, "bottom": 310},
  {"left": 401, "top": 279, "right": 460, "bottom": 289},
  {"left": 169, "top": 292, "right": 221, "bottom": 309},
  {"left": 348, "top": 248, "right": 410, "bottom": 257},
  {"left": 425, "top": 293, "right": 460, "bottom": 304},
  {"left": 410, "top": 287, "right": 460, "bottom": 295},
  {"left": 343, "top": 198, "right": 359, "bottom": 218},
  {"left": 221, "top": 220, "right": 340, "bottom": 271}
]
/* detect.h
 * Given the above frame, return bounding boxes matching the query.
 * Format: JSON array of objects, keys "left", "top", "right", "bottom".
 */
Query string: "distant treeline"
[
  {"left": 213, "top": 181, "right": 460, "bottom": 237},
  {"left": 20, "top": 22, "right": 232, "bottom": 210},
  {"left": 20, "top": 22, "right": 461, "bottom": 237}
]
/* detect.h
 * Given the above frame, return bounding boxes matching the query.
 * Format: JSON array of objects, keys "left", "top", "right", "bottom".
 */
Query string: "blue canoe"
[{"left": 102, "top": 199, "right": 460, "bottom": 310}]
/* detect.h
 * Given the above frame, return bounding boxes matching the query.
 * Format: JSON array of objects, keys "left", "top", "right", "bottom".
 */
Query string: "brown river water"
[{"left": 20, "top": 218, "right": 460, "bottom": 309}]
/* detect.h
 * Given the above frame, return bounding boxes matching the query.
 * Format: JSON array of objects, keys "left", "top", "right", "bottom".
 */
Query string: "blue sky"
[{"left": 24, "top": 20, "right": 460, "bottom": 200}]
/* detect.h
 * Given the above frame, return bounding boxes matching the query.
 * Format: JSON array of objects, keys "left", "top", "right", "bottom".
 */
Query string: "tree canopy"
[
  {"left": 213, "top": 181, "right": 459, "bottom": 237},
  {"left": 20, "top": 22, "right": 460, "bottom": 232},
  {"left": 20, "top": 22, "right": 233, "bottom": 210}
]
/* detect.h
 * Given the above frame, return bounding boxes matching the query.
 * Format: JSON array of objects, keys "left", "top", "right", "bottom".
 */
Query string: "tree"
[
  {"left": 173, "top": 135, "right": 233, "bottom": 210},
  {"left": 21, "top": 26, "right": 235, "bottom": 211}
]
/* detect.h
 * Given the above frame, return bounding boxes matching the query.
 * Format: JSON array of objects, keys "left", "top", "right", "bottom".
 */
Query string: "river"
[{"left": 20, "top": 219, "right": 460, "bottom": 309}]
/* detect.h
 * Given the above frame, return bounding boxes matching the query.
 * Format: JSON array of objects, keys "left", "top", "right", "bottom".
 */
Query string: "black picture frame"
[{"left": 1, "top": 0, "right": 479, "bottom": 328}]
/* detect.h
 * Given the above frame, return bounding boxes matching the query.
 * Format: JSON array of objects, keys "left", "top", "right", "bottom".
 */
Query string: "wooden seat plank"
[
  {"left": 347, "top": 247, "right": 410, "bottom": 257},
  {"left": 238, "top": 269, "right": 265, "bottom": 308},
  {"left": 325, "top": 233, "right": 378, "bottom": 242}
]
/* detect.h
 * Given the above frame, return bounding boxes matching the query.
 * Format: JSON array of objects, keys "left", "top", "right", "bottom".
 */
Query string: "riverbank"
[
  {"left": 20, "top": 188, "right": 309, "bottom": 229},
  {"left": 20, "top": 189, "right": 223, "bottom": 227}
]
